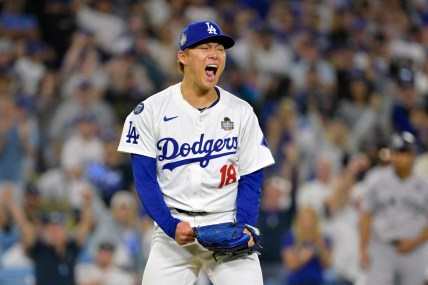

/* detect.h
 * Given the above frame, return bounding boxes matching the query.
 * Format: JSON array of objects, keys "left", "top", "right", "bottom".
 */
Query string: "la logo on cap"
[
  {"left": 179, "top": 20, "right": 235, "bottom": 51},
  {"left": 205, "top": 22, "right": 217, "bottom": 35}
]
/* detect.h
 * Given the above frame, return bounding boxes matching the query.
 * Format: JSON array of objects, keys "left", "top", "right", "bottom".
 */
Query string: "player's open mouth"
[{"left": 205, "top": 65, "right": 218, "bottom": 80}]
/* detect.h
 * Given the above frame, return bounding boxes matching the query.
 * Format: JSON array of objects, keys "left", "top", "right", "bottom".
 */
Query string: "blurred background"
[{"left": 1, "top": 0, "right": 428, "bottom": 284}]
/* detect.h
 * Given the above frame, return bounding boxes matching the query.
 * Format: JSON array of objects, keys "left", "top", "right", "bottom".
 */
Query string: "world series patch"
[
  {"left": 180, "top": 32, "right": 187, "bottom": 47},
  {"left": 221, "top": 117, "right": 234, "bottom": 130}
]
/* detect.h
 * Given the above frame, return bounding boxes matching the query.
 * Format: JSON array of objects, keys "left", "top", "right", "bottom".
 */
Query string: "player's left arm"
[
  {"left": 234, "top": 106, "right": 274, "bottom": 243},
  {"left": 236, "top": 169, "right": 263, "bottom": 227},
  {"left": 236, "top": 169, "right": 263, "bottom": 246}
]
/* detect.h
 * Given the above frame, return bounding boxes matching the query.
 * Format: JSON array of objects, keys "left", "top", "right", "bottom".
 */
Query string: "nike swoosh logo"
[{"left": 163, "top": 115, "right": 178, "bottom": 122}]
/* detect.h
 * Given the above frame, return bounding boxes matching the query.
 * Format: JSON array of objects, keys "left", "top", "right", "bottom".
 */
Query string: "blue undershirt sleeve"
[
  {"left": 236, "top": 168, "right": 264, "bottom": 226},
  {"left": 131, "top": 154, "right": 180, "bottom": 239}
]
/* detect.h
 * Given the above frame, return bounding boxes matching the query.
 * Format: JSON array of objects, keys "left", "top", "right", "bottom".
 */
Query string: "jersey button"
[{"left": 192, "top": 192, "right": 199, "bottom": 196}]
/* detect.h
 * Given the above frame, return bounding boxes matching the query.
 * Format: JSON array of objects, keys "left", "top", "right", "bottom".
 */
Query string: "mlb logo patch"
[
  {"left": 221, "top": 117, "right": 234, "bottom": 130},
  {"left": 133, "top": 102, "right": 144, "bottom": 114}
]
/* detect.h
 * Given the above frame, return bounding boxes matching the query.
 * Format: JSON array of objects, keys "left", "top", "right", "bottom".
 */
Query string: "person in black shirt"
[{"left": 4, "top": 186, "right": 93, "bottom": 285}]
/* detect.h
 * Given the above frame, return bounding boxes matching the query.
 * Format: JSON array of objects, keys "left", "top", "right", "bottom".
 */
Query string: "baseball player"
[
  {"left": 117, "top": 20, "right": 275, "bottom": 285},
  {"left": 359, "top": 131, "right": 428, "bottom": 285}
]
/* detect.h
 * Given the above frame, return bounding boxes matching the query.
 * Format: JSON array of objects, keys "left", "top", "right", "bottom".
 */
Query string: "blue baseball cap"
[{"left": 179, "top": 20, "right": 235, "bottom": 51}]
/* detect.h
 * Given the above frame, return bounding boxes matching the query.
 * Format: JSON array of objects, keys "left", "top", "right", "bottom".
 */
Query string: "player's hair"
[{"left": 292, "top": 206, "right": 323, "bottom": 249}]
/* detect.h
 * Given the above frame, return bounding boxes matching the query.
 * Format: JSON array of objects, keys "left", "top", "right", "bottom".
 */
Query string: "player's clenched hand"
[
  {"left": 175, "top": 221, "right": 196, "bottom": 245},
  {"left": 395, "top": 239, "right": 419, "bottom": 253}
]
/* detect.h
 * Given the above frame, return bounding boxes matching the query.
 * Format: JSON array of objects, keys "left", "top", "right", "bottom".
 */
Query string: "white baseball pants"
[{"left": 141, "top": 210, "right": 263, "bottom": 285}]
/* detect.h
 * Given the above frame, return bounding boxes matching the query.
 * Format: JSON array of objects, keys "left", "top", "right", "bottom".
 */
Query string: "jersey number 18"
[{"left": 218, "top": 164, "right": 237, "bottom": 189}]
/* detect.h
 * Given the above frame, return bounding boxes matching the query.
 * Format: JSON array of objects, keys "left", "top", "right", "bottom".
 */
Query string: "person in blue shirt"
[{"left": 282, "top": 206, "right": 331, "bottom": 285}]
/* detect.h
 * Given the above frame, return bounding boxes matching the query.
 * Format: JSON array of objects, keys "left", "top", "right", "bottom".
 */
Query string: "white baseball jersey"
[{"left": 117, "top": 83, "right": 275, "bottom": 213}]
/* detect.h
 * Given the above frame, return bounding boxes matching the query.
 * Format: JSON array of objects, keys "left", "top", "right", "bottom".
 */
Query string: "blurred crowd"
[{"left": 1, "top": 0, "right": 428, "bottom": 284}]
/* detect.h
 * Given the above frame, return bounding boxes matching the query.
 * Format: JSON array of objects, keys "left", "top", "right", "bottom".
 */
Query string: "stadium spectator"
[
  {"left": 0, "top": 94, "right": 37, "bottom": 203},
  {"left": 323, "top": 154, "right": 370, "bottom": 285},
  {"left": 84, "top": 129, "right": 133, "bottom": 206},
  {"left": 60, "top": 112, "right": 103, "bottom": 173},
  {"left": 0, "top": 0, "right": 39, "bottom": 41},
  {"left": 12, "top": 41, "right": 49, "bottom": 98},
  {"left": 87, "top": 191, "right": 145, "bottom": 275},
  {"left": 4, "top": 186, "right": 93, "bottom": 285},
  {"left": 257, "top": 175, "right": 296, "bottom": 285},
  {"left": 297, "top": 153, "right": 337, "bottom": 217},
  {"left": 282, "top": 206, "right": 332, "bottom": 285},
  {"left": 75, "top": 0, "right": 126, "bottom": 55},
  {"left": 75, "top": 241, "right": 135, "bottom": 285},
  {"left": 48, "top": 79, "right": 116, "bottom": 164}
]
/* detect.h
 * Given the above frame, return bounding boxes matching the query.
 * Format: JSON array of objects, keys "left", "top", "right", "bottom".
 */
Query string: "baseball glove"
[{"left": 193, "top": 222, "right": 261, "bottom": 260}]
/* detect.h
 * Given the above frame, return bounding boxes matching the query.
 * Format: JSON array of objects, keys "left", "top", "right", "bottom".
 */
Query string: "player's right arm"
[
  {"left": 118, "top": 100, "right": 194, "bottom": 244},
  {"left": 131, "top": 154, "right": 195, "bottom": 245},
  {"left": 359, "top": 210, "right": 372, "bottom": 269}
]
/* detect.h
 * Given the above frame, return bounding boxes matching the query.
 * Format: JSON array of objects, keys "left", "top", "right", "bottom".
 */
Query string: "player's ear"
[{"left": 177, "top": 50, "right": 186, "bottom": 65}]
